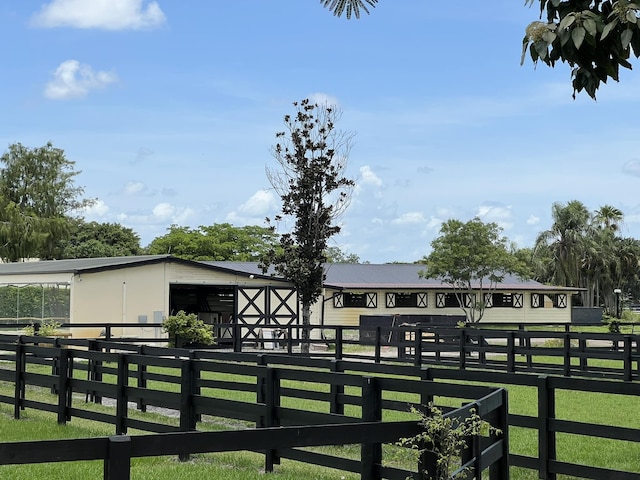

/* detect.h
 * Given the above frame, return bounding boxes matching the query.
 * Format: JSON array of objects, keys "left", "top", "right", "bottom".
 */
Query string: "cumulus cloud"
[
  {"left": 307, "top": 92, "right": 340, "bottom": 107},
  {"left": 122, "top": 181, "right": 147, "bottom": 196},
  {"left": 237, "top": 190, "right": 277, "bottom": 216},
  {"left": 392, "top": 212, "right": 426, "bottom": 225},
  {"left": 44, "top": 60, "right": 117, "bottom": 100},
  {"left": 622, "top": 159, "right": 640, "bottom": 177},
  {"left": 118, "top": 203, "right": 194, "bottom": 225},
  {"left": 225, "top": 190, "right": 278, "bottom": 225},
  {"left": 526, "top": 215, "right": 540, "bottom": 225},
  {"left": 81, "top": 199, "right": 109, "bottom": 217},
  {"left": 359, "top": 165, "right": 382, "bottom": 187},
  {"left": 31, "top": 0, "right": 166, "bottom": 30}
]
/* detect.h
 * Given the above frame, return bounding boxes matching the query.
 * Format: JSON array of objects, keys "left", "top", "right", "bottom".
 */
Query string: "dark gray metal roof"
[
  {"left": 0, "top": 256, "right": 578, "bottom": 292},
  {"left": 0, "top": 255, "right": 175, "bottom": 275},
  {"left": 209, "top": 261, "right": 577, "bottom": 292}
]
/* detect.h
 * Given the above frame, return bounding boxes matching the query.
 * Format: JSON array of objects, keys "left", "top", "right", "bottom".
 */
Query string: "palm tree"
[
  {"left": 321, "top": 0, "right": 378, "bottom": 19},
  {"left": 594, "top": 205, "right": 624, "bottom": 232},
  {"left": 535, "top": 200, "right": 592, "bottom": 288}
]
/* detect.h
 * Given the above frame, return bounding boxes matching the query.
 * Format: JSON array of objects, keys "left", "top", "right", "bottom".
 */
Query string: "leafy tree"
[
  {"left": 261, "top": 99, "right": 355, "bottom": 352},
  {"left": 146, "top": 223, "right": 278, "bottom": 261},
  {"left": 521, "top": 0, "right": 640, "bottom": 99},
  {"left": 420, "top": 218, "right": 529, "bottom": 323},
  {"left": 325, "top": 245, "right": 361, "bottom": 263},
  {"left": 0, "top": 142, "right": 94, "bottom": 261},
  {"left": 59, "top": 220, "right": 142, "bottom": 258}
]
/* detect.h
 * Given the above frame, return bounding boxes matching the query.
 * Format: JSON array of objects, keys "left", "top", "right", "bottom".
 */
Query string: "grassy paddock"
[{"left": 2, "top": 357, "right": 640, "bottom": 479}]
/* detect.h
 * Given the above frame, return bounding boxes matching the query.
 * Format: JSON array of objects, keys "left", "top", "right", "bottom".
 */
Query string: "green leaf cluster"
[
  {"left": 522, "top": 0, "right": 640, "bottom": 98},
  {"left": 162, "top": 310, "right": 215, "bottom": 347},
  {"left": 146, "top": 223, "right": 278, "bottom": 261},
  {"left": 420, "top": 218, "right": 530, "bottom": 323},
  {"left": 399, "top": 403, "right": 500, "bottom": 480},
  {"left": 0, "top": 142, "right": 94, "bottom": 261}
]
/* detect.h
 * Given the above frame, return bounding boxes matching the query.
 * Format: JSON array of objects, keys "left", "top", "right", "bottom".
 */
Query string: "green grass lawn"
[{"left": 2, "top": 355, "right": 640, "bottom": 479}]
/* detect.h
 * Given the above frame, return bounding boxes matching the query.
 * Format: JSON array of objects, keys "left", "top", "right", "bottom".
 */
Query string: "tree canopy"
[
  {"left": 324, "top": 0, "right": 639, "bottom": 99},
  {"left": 146, "top": 223, "right": 278, "bottom": 261},
  {"left": 59, "top": 220, "right": 142, "bottom": 259},
  {"left": 420, "top": 218, "right": 530, "bottom": 323},
  {"left": 261, "top": 99, "right": 355, "bottom": 351},
  {"left": 0, "top": 142, "right": 93, "bottom": 262}
]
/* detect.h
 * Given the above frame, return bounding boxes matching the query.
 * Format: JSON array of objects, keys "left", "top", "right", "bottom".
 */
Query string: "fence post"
[
  {"left": 623, "top": 336, "right": 633, "bottom": 381},
  {"left": 507, "top": 331, "right": 516, "bottom": 373},
  {"left": 233, "top": 322, "right": 242, "bottom": 353},
  {"left": 179, "top": 357, "right": 196, "bottom": 461},
  {"left": 330, "top": 359, "right": 345, "bottom": 415},
  {"left": 489, "top": 389, "right": 510, "bottom": 480},
  {"left": 56, "top": 347, "right": 70, "bottom": 425},
  {"left": 361, "top": 376, "right": 382, "bottom": 480},
  {"left": 420, "top": 367, "right": 433, "bottom": 407},
  {"left": 137, "top": 345, "right": 147, "bottom": 412},
  {"left": 414, "top": 327, "right": 422, "bottom": 367},
  {"left": 374, "top": 326, "right": 381, "bottom": 363},
  {"left": 335, "top": 327, "right": 343, "bottom": 360},
  {"left": 261, "top": 366, "right": 280, "bottom": 472},
  {"left": 115, "top": 354, "right": 128, "bottom": 436},
  {"left": 578, "top": 337, "right": 587, "bottom": 372},
  {"left": 537, "top": 374, "right": 556, "bottom": 480},
  {"left": 459, "top": 328, "right": 466, "bottom": 370},
  {"left": 13, "top": 341, "right": 25, "bottom": 419},
  {"left": 104, "top": 435, "right": 131, "bottom": 480},
  {"left": 563, "top": 333, "right": 571, "bottom": 377}
]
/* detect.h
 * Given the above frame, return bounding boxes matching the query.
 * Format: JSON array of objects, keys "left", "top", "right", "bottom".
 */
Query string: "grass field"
[{"left": 1, "top": 356, "right": 640, "bottom": 479}]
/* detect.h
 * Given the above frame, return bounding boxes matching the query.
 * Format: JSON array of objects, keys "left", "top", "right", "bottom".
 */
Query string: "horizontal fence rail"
[{"left": 0, "top": 336, "right": 508, "bottom": 480}]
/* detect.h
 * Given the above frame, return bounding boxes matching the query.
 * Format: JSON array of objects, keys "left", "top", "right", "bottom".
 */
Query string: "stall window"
[
  {"left": 334, "top": 292, "right": 377, "bottom": 308},
  {"left": 386, "top": 292, "right": 428, "bottom": 308}
]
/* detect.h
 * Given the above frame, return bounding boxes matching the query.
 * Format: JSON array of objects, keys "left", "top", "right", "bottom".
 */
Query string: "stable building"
[{"left": 0, "top": 256, "right": 579, "bottom": 342}]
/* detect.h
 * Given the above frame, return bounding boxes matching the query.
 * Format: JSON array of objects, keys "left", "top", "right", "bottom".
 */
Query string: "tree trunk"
[{"left": 301, "top": 303, "right": 311, "bottom": 354}]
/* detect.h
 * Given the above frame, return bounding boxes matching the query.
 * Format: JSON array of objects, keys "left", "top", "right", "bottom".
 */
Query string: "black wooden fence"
[{"left": 0, "top": 335, "right": 508, "bottom": 480}]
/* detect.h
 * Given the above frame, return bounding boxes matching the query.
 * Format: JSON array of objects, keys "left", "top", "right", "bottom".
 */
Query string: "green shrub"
[
  {"left": 23, "top": 319, "right": 61, "bottom": 336},
  {"left": 162, "top": 310, "right": 215, "bottom": 347}
]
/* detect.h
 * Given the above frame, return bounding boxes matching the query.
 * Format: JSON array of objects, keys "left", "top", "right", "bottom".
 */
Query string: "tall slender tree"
[{"left": 261, "top": 99, "right": 355, "bottom": 352}]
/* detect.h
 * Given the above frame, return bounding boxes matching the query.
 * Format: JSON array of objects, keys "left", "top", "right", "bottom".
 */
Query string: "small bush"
[
  {"left": 23, "top": 319, "right": 62, "bottom": 336},
  {"left": 162, "top": 310, "right": 215, "bottom": 347}
]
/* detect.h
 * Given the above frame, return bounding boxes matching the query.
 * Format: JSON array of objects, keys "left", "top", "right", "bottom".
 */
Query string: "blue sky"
[{"left": 2, "top": 1, "right": 640, "bottom": 264}]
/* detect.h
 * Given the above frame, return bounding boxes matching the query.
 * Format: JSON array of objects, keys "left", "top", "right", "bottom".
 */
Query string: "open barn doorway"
[{"left": 169, "top": 285, "right": 235, "bottom": 345}]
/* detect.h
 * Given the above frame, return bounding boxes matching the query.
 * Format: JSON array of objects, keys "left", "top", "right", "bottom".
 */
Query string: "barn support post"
[
  {"left": 361, "top": 376, "right": 382, "bottom": 480},
  {"left": 329, "top": 359, "right": 344, "bottom": 415},
  {"left": 104, "top": 435, "right": 131, "bottom": 480},
  {"left": 538, "top": 375, "right": 556, "bottom": 480}
]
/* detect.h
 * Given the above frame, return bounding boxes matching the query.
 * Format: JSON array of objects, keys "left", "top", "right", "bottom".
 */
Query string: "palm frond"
[{"left": 321, "top": 0, "right": 378, "bottom": 19}]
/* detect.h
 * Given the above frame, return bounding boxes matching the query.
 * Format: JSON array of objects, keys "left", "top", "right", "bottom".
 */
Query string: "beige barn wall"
[
  {"left": 315, "top": 289, "right": 573, "bottom": 327},
  {"left": 72, "top": 263, "right": 167, "bottom": 338},
  {"left": 167, "top": 264, "right": 288, "bottom": 288}
]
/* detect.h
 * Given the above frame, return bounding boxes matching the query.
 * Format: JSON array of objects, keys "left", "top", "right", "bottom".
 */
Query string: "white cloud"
[
  {"left": 526, "top": 215, "right": 540, "bottom": 225},
  {"left": 359, "top": 165, "right": 382, "bottom": 187},
  {"left": 118, "top": 203, "right": 194, "bottom": 226},
  {"left": 123, "top": 181, "right": 147, "bottom": 196},
  {"left": 307, "top": 92, "right": 340, "bottom": 108},
  {"left": 392, "top": 212, "right": 426, "bottom": 225},
  {"left": 44, "top": 60, "right": 117, "bottom": 100},
  {"left": 622, "top": 159, "right": 640, "bottom": 177},
  {"left": 31, "top": 0, "right": 166, "bottom": 30},
  {"left": 237, "top": 190, "right": 277, "bottom": 216},
  {"left": 82, "top": 199, "right": 109, "bottom": 217}
]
